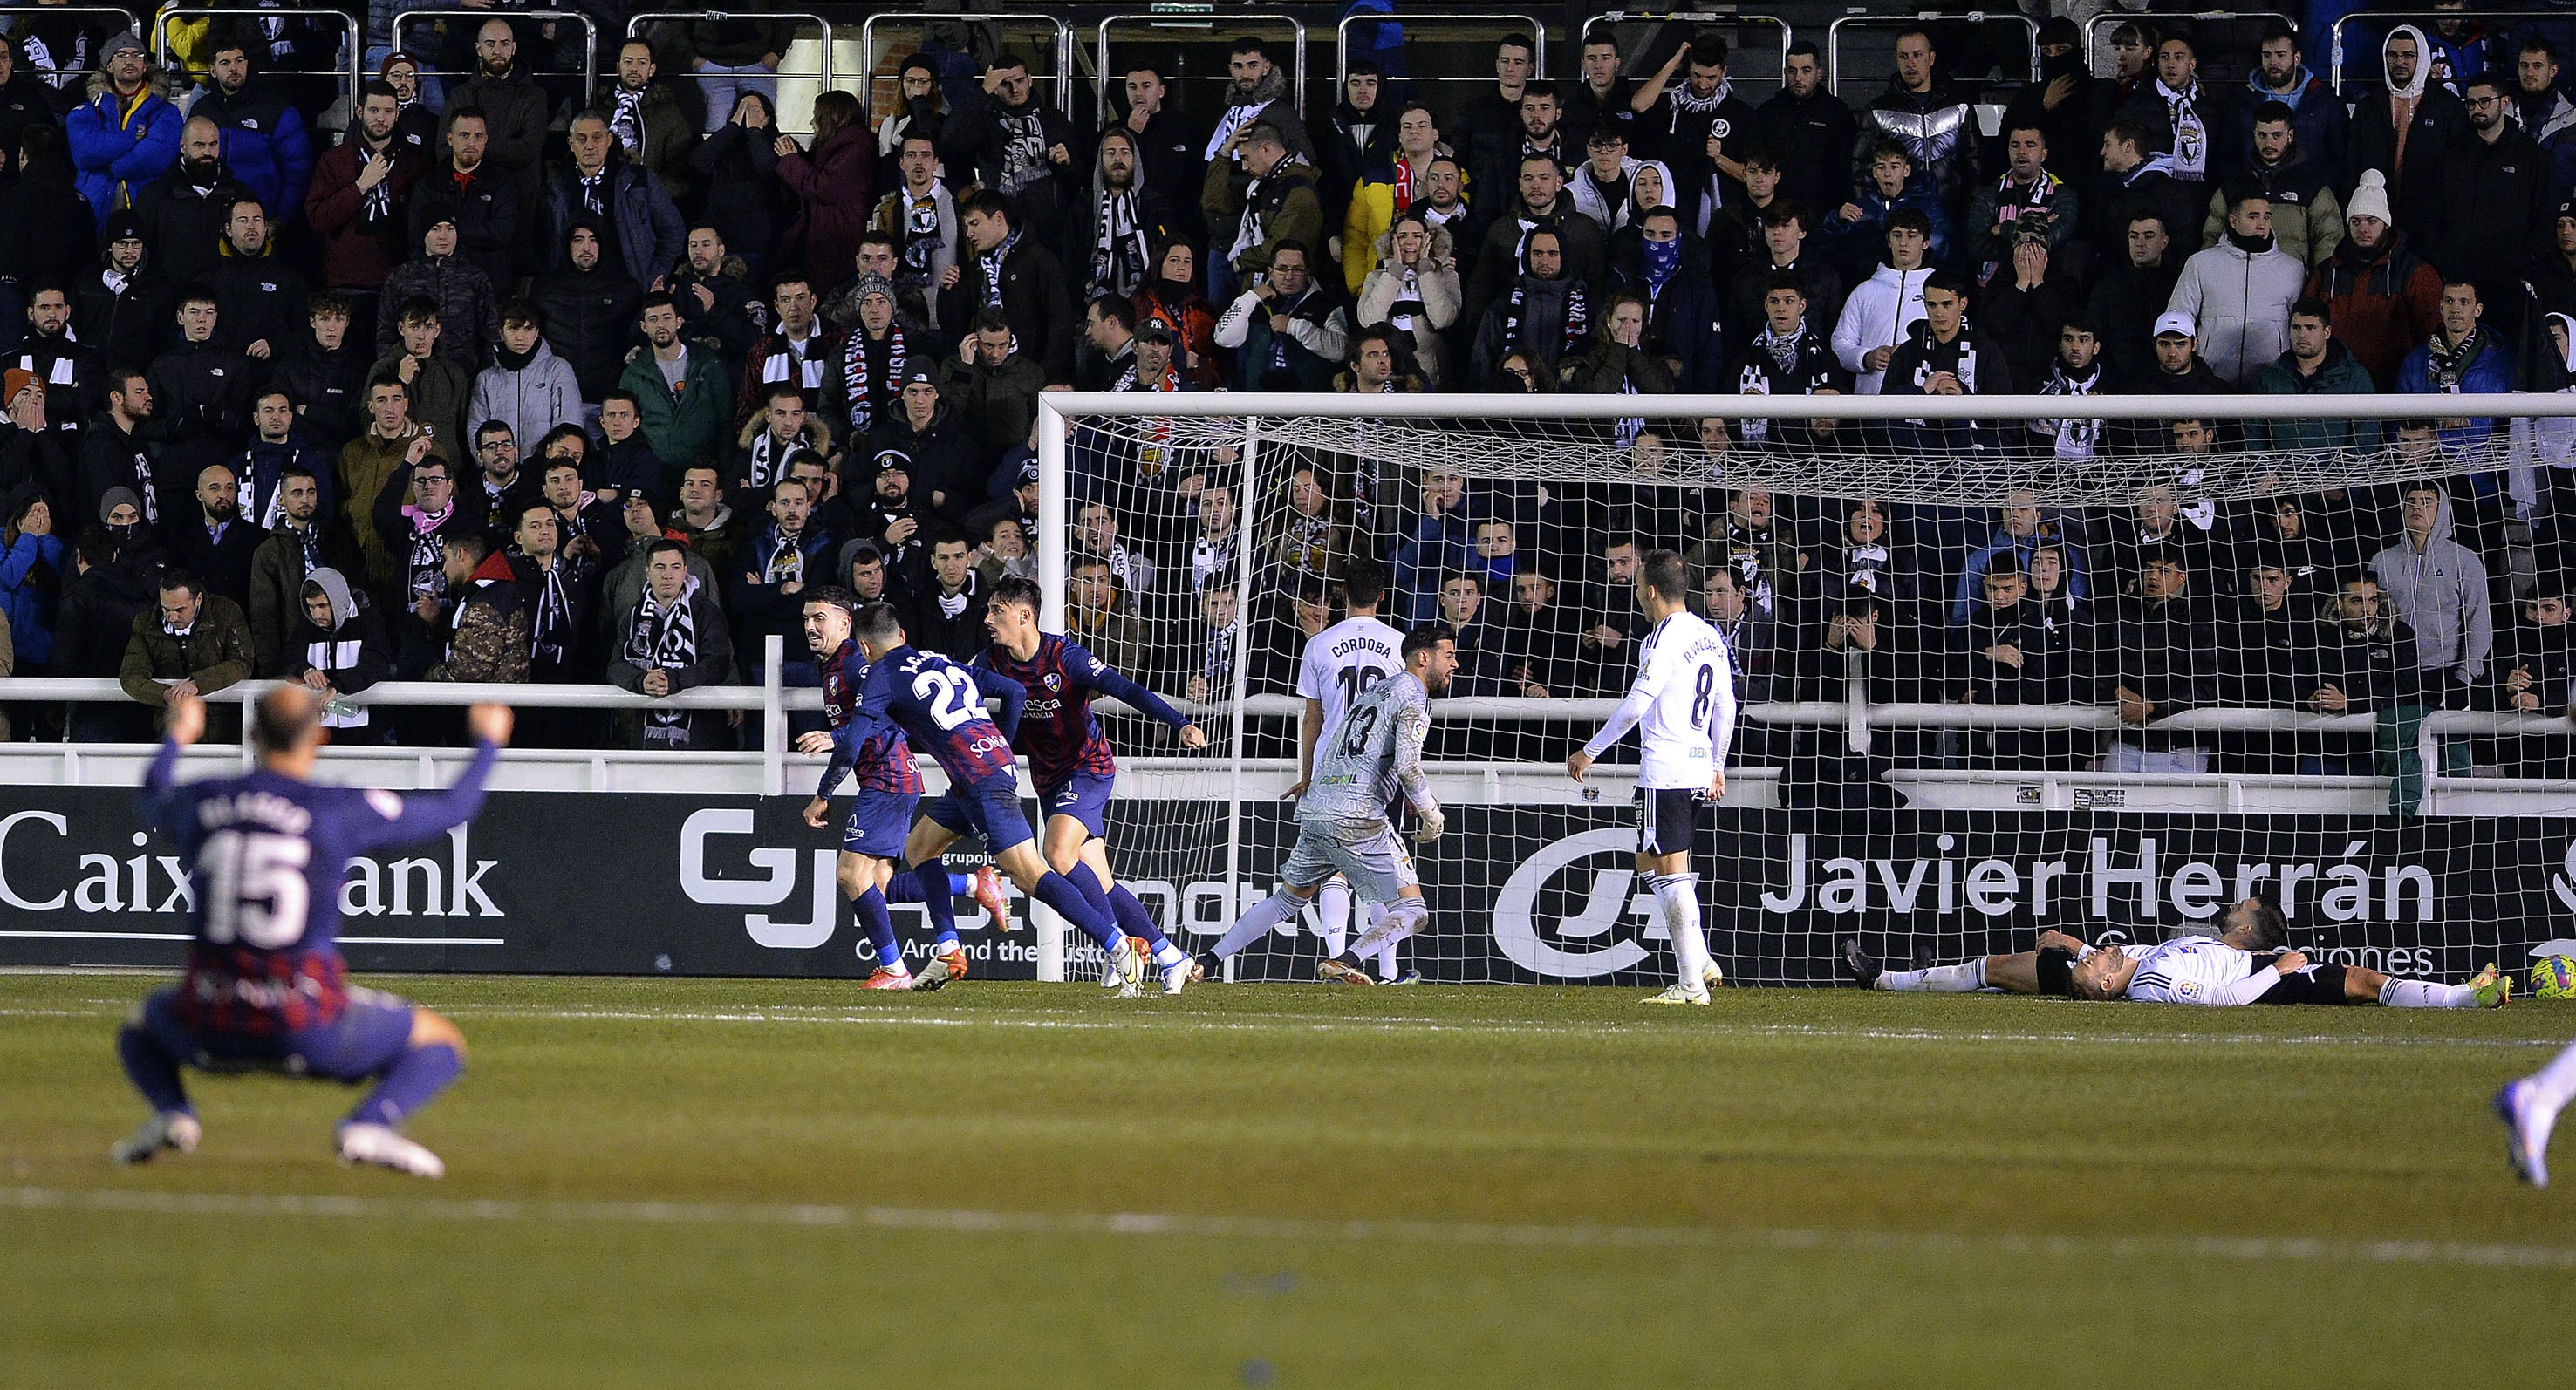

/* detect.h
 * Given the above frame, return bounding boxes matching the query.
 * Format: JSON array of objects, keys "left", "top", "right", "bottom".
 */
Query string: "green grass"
[{"left": 3, "top": 973, "right": 2573, "bottom": 1387}]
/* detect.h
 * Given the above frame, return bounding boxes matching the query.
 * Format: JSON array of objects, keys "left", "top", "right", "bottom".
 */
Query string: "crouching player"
[
  {"left": 976, "top": 577, "right": 1207, "bottom": 991},
  {"left": 1202, "top": 624, "right": 1455, "bottom": 985},
  {"left": 111, "top": 688, "right": 512, "bottom": 1177},
  {"left": 847, "top": 603, "right": 1151, "bottom": 992},
  {"left": 800, "top": 589, "right": 1007, "bottom": 987}
]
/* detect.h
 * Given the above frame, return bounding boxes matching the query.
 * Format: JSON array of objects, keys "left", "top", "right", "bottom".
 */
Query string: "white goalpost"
[{"left": 1031, "top": 391, "right": 2576, "bottom": 986}]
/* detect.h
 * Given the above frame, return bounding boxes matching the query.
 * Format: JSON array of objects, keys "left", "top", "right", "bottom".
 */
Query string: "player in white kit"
[
  {"left": 1568, "top": 550, "right": 1735, "bottom": 1005},
  {"left": 1845, "top": 897, "right": 2288, "bottom": 996},
  {"left": 1289, "top": 559, "right": 1406, "bottom": 979},
  {"left": 1201, "top": 623, "right": 1458, "bottom": 985},
  {"left": 2071, "top": 928, "right": 2511, "bottom": 1008},
  {"left": 2497, "top": 1036, "right": 2576, "bottom": 1187}
]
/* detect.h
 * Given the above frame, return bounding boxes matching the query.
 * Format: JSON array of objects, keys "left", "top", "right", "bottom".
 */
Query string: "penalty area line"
[{"left": 7, "top": 1185, "right": 2573, "bottom": 1271}]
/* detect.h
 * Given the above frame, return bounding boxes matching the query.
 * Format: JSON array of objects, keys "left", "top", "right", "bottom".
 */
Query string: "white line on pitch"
[{"left": 6, "top": 1185, "right": 2569, "bottom": 1271}]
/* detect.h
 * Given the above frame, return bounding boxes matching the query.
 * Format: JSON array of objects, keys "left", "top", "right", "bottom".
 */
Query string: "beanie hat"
[
  {"left": 3, "top": 368, "right": 36, "bottom": 405},
  {"left": 100, "top": 486, "right": 143, "bottom": 522},
  {"left": 2347, "top": 168, "right": 2393, "bottom": 225},
  {"left": 851, "top": 271, "right": 896, "bottom": 304}
]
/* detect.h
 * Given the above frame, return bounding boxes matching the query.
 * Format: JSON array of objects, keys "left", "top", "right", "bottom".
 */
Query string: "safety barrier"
[
  {"left": 389, "top": 9, "right": 598, "bottom": 105},
  {"left": 1334, "top": 10, "right": 1543, "bottom": 109},
  {"left": 859, "top": 10, "right": 1075, "bottom": 120},
  {"left": 0, "top": 4, "right": 141, "bottom": 91},
  {"left": 2329, "top": 8, "right": 2576, "bottom": 93},
  {"left": 624, "top": 10, "right": 831, "bottom": 132},
  {"left": 1585, "top": 11, "right": 1793, "bottom": 92},
  {"left": 1827, "top": 10, "right": 2040, "bottom": 95},
  {"left": 1094, "top": 11, "right": 1305, "bottom": 126}
]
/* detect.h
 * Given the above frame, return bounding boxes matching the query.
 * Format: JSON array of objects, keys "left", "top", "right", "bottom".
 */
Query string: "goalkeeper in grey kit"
[{"left": 1199, "top": 623, "right": 1459, "bottom": 985}]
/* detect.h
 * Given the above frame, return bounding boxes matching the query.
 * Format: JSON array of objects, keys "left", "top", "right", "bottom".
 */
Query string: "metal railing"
[
  {"left": 1095, "top": 11, "right": 1306, "bottom": 126},
  {"left": 0, "top": 5, "right": 140, "bottom": 92},
  {"left": 1335, "top": 10, "right": 1543, "bottom": 105},
  {"left": 859, "top": 11, "right": 1076, "bottom": 119},
  {"left": 2329, "top": 9, "right": 2576, "bottom": 92},
  {"left": 1587, "top": 12, "right": 1794, "bottom": 92},
  {"left": 626, "top": 10, "right": 833, "bottom": 92},
  {"left": 391, "top": 9, "right": 598, "bottom": 105},
  {"left": 152, "top": 6, "right": 360, "bottom": 99},
  {"left": 2084, "top": 10, "right": 2295, "bottom": 78},
  {"left": 1827, "top": 10, "right": 2041, "bottom": 95}
]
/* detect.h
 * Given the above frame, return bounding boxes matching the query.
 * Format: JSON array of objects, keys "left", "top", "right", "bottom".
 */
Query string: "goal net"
[{"left": 1034, "top": 392, "right": 2576, "bottom": 988}]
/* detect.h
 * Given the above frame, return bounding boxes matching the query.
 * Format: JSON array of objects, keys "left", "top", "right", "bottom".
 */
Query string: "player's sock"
[
  {"left": 345, "top": 1043, "right": 464, "bottom": 1130},
  {"left": 881, "top": 871, "right": 974, "bottom": 903},
  {"left": 1032, "top": 871, "right": 1124, "bottom": 951},
  {"left": 1349, "top": 897, "right": 1426, "bottom": 958},
  {"left": 2529, "top": 1036, "right": 2576, "bottom": 1114},
  {"left": 852, "top": 887, "right": 904, "bottom": 971},
  {"left": 115, "top": 1023, "right": 191, "bottom": 1115},
  {"left": 1879, "top": 960, "right": 1987, "bottom": 992},
  {"left": 1648, "top": 873, "right": 1710, "bottom": 995},
  {"left": 910, "top": 853, "right": 960, "bottom": 949},
  {"left": 1316, "top": 877, "right": 1351, "bottom": 957},
  {"left": 2379, "top": 978, "right": 2480, "bottom": 1008},
  {"left": 1364, "top": 903, "right": 1397, "bottom": 978},
  {"left": 1103, "top": 883, "right": 1188, "bottom": 966},
  {"left": 1213, "top": 888, "right": 1305, "bottom": 959}
]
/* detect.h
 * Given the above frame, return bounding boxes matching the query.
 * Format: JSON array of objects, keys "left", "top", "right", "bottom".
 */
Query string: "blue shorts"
[
  {"left": 142, "top": 985, "right": 415, "bottom": 1083},
  {"left": 841, "top": 788, "right": 919, "bottom": 860},
  {"left": 1039, "top": 770, "right": 1116, "bottom": 838},
  {"left": 925, "top": 777, "right": 1037, "bottom": 854}
]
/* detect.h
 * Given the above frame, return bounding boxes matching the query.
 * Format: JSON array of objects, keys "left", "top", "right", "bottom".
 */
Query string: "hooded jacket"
[
  {"left": 65, "top": 67, "right": 181, "bottom": 212},
  {"left": 281, "top": 566, "right": 393, "bottom": 722},
  {"left": 427, "top": 548, "right": 530, "bottom": 683},
  {"left": 2304, "top": 227, "right": 2443, "bottom": 389},
  {"left": 530, "top": 235, "right": 646, "bottom": 400},
  {"left": 468, "top": 340, "right": 584, "bottom": 457},
  {"left": 1830, "top": 261, "right": 1933, "bottom": 393},
  {"left": 2167, "top": 230, "right": 2308, "bottom": 385},
  {"left": 2370, "top": 490, "right": 2494, "bottom": 691},
  {"left": 2352, "top": 26, "right": 2470, "bottom": 236},
  {"left": 1854, "top": 78, "right": 1982, "bottom": 207},
  {"left": 247, "top": 509, "right": 366, "bottom": 675},
  {"left": 2201, "top": 150, "right": 2344, "bottom": 269},
  {"left": 542, "top": 153, "right": 687, "bottom": 290}
]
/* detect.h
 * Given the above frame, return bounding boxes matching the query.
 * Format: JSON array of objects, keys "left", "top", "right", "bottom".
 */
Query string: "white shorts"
[{"left": 1282, "top": 820, "right": 1419, "bottom": 905}]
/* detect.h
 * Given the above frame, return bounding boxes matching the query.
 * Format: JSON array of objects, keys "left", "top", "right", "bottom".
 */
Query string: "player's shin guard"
[
  {"left": 852, "top": 887, "right": 904, "bottom": 970},
  {"left": 1880, "top": 960, "right": 1987, "bottom": 992},
  {"left": 910, "top": 853, "right": 960, "bottom": 947},
  {"left": 1349, "top": 896, "right": 1426, "bottom": 959},
  {"left": 116, "top": 1022, "right": 191, "bottom": 1115},
  {"left": 1213, "top": 887, "right": 1306, "bottom": 959},
  {"left": 345, "top": 1043, "right": 464, "bottom": 1130},
  {"left": 1104, "top": 882, "right": 1188, "bottom": 966},
  {"left": 1031, "top": 871, "right": 1123, "bottom": 951},
  {"left": 2379, "top": 978, "right": 2481, "bottom": 1008},
  {"left": 1316, "top": 877, "right": 1352, "bottom": 957},
  {"left": 1067, "top": 863, "right": 1169, "bottom": 960},
  {"left": 1648, "top": 873, "right": 1710, "bottom": 993},
  {"left": 1363, "top": 903, "right": 1396, "bottom": 978},
  {"left": 882, "top": 870, "right": 974, "bottom": 904}
]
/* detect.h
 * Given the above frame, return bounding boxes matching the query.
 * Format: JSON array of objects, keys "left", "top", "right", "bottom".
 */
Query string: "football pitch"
[{"left": 3, "top": 971, "right": 2573, "bottom": 1388}]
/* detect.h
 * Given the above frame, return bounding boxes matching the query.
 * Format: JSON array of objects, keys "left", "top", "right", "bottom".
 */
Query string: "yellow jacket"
[{"left": 1340, "top": 153, "right": 1463, "bottom": 296}]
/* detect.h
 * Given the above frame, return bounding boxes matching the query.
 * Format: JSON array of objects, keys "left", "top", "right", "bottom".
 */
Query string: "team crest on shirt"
[
  {"left": 1711, "top": 119, "right": 1732, "bottom": 138},
  {"left": 1043, "top": 673, "right": 1062, "bottom": 689}
]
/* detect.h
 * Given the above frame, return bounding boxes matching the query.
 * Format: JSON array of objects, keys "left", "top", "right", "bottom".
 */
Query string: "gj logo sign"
[
  {"left": 679, "top": 808, "right": 837, "bottom": 949},
  {"left": 1490, "top": 829, "right": 1662, "bottom": 979}
]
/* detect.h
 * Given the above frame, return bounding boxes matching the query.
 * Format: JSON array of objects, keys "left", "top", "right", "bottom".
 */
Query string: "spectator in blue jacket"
[
  {"left": 1821, "top": 141, "right": 1955, "bottom": 283},
  {"left": 192, "top": 39, "right": 315, "bottom": 231},
  {"left": 2396, "top": 277, "right": 2516, "bottom": 461},
  {"left": 543, "top": 114, "right": 687, "bottom": 292},
  {"left": 65, "top": 33, "right": 181, "bottom": 214}
]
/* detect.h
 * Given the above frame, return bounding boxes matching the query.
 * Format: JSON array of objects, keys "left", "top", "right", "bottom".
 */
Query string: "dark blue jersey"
[
  {"left": 858, "top": 644, "right": 1028, "bottom": 790},
  {"left": 138, "top": 739, "right": 497, "bottom": 1035},
  {"left": 820, "top": 637, "right": 870, "bottom": 730},
  {"left": 817, "top": 638, "right": 923, "bottom": 798},
  {"left": 975, "top": 634, "right": 1191, "bottom": 787}
]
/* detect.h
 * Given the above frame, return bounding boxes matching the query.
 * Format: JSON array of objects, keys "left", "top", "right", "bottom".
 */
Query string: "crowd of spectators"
[{"left": 1, "top": 7, "right": 2573, "bottom": 780}]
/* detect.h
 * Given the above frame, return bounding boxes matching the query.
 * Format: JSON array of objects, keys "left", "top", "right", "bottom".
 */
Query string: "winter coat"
[
  {"left": 1725, "top": 324, "right": 1850, "bottom": 449},
  {"left": 1355, "top": 226, "right": 1463, "bottom": 388},
  {"left": 1341, "top": 153, "right": 1441, "bottom": 296},
  {"left": 304, "top": 136, "right": 426, "bottom": 290},
  {"left": 942, "top": 91, "right": 1083, "bottom": 235},
  {"left": 247, "top": 516, "right": 366, "bottom": 675},
  {"left": 65, "top": 71, "right": 181, "bottom": 212},
  {"left": 584, "top": 82, "right": 696, "bottom": 201},
  {"left": 726, "top": 522, "right": 834, "bottom": 643},
  {"left": 2396, "top": 329, "right": 2517, "bottom": 457},
  {"left": 936, "top": 351, "right": 1048, "bottom": 462},
  {"left": 530, "top": 261, "right": 646, "bottom": 401},
  {"left": 865, "top": 406, "right": 983, "bottom": 521},
  {"left": 690, "top": 120, "right": 785, "bottom": 269},
  {"left": 0, "top": 155, "right": 100, "bottom": 290},
  {"left": 2113, "top": 79, "right": 2241, "bottom": 188},
  {"left": 468, "top": 344, "right": 584, "bottom": 455},
  {"left": 270, "top": 340, "right": 372, "bottom": 452},
  {"left": 132, "top": 160, "right": 254, "bottom": 289},
  {"left": 408, "top": 160, "right": 523, "bottom": 290},
  {"left": 2238, "top": 66, "right": 2351, "bottom": 188},
  {"left": 337, "top": 424, "right": 448, "bottom": 591},
  {"left": 281, "top": 569, "right": 393, "bottom": 726},
  {"left": 1830, "top": 262, "right": 1933, "bottom": 393},
  {"left": 444, "top": 65, "right": 549, "bottom": 212},
  {"left": 2351, "top": 37, "right": 2470, "bottom": 237},
  {"left": 2426, "top": 126, "right": 2558, "bottom": 288},
  {"left": 605, "top": 576, "right": 734, "bottom": 747},
  {"left": 120, "top": 593, "right": 256, "bottom": 724},
  {"left": 2200, "top": 153, "right": 2344, "bottom": 268},
  {"left": 1854, "top": 80, "right": 1982, "bottom": 206},
  {"left": 542, "top": 157, "right": 687, "bottom": 291},
  {"left": 2306, "top": 230, "right": 2444, "bottom": 391},
  {"left": 162, "top": 514, "right": 268, "bottom": 607},
  {"left": 0, "top": 528, "right": 65, "bottom": 671},
  {"left": 2251, "top": 340, "right": 2381, "bottom": 453},
  {"left": 1202, "top": 157, "right": 1324, "bottom": 279},
  {"left": 191, "top": 82, "right": 313, "bottom": 224},
  {"left": 1819, "top": 172, "right": 1953, "bottom": 281},
  {"left": 776, "top": 128, "right": 874, "bottom": 293},
  {"left": 618, "top": 347, "right": 735, "bottom": 490},
  {"left": 368, "top": 349, "right": 471, "bottom": 459},
  {"left": 2167, "top": 235, "right": 2307, "bottom": 385},
  {"left": 202, "top": 241, "right": 309, "bottom": 358},
  {"left": 379, "top": 252, "right": 499, "bottom": 365},
  {"left": 427, "top": 549, "right": 530, "bottom": 684},
  {"left": 1755, "top": 85, "right": 1860, "bottom": 223},
  {"left": 935, "top": 234, "right": 1080, "bottom": 385}
]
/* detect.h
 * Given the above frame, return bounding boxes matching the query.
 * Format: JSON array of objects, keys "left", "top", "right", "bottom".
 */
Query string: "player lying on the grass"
[
  {"left": 1199, "top": 623, "right": 1455, "bottom": 985},
  {"left": 2070, "top": 928, "right": 2510, "bottom": 1007},
  {"left": 800, "top": 589, "right": 998, "bottom": 989},
  {"left": 847, "top": 601, "right": 1184, "bottom": 995},
  {"left": 112, "top": 687, "right": 511, "bottom": 1178},
  {"left": 1568, "top": 549, "right": 1733, "bottom": 1005},
  {"left": 1841, "top": 897, "right": 2287, "bottom": 996},
  {"left": 975, "top": 577, "right": 1207, "bottom": 993},
  {"left": 2497, "top": 1033, "right": 2576, "bottom": 1188}
]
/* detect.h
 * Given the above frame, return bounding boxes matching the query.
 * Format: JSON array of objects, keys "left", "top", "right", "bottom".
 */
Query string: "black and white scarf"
[
  {"left": 2156, "top": 78, "right": 2209, "bottom": 179},
  {"left": 2036, "top": 355, "right": 2104, "bottom": 459},
  {"left": 899, "top": 190, "right": 944, "bottom": 282},
  {"left": 359, "top": 145, "right": 398, "bottom": 226},
  {"left": 577, "top": 167, "right": 611, "bottom": 218},
  {"left": 978, "top": 228, "right": 1021, "bottom": 309},
  {"left": 1759, "top": 323, "right": 1807, "bottom": 377},
  {"left": 1091, "top": 185, "right": 1151, "bottom": 298},
  {"left": 623, "top": 578, "right": 700, "bottom": 741},
  {"left": 996, "top": 106, "right": 1047, "bottom": 195},
  {"left": 1500, "top": 279, "right": 1589, "bottom": 358},
  {"left": 610, "top": 86, "right": 647, "bottom": 160},
  {"left": 528, "top": 559, "right": 572, "bottom": 671},
  {"left": 1231, "top": 156, "right": 1309, "bottom": 263},
  {"left": 763, "top": 528, "right": 809, "bottom": 585},
  {"left": 844, "top": 324, "right": 907, "bottom": 438},
  {"left": 741, "top": 429, "right": 801, "bottom": 492},
  {"left": 2427, "top": 327, "right": 2486, "bottom": 392}
]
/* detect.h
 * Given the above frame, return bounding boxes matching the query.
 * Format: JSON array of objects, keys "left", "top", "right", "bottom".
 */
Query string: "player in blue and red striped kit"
[
  {"left": 109, "top": 688, "right": 513, "bottom": 1178},
  {"left": 848, "top": 601, "right": 1144, "bottom": 991},
  {"left": 800, "top": 589, "right": 1010, "bottom": 988},
  {"left": 977, "top": 576, "right": 1208, "bottom": 993}
]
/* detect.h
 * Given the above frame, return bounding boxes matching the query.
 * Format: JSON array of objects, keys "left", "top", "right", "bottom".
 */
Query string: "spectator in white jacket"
[
  {"left": 1831, "top": 209, "right": 1936, "bottom": 393},
  {"left": 468, "top": 300, "right": 586, "bottom": 455},
  {"left": 2165, "top": 191, "right": 2306, "bottom": 385}
]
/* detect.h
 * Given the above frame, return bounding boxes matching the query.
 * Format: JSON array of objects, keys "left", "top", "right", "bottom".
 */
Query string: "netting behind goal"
[{"left": 1042, "top": 393, "right": 2576, "bottom": 987}]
